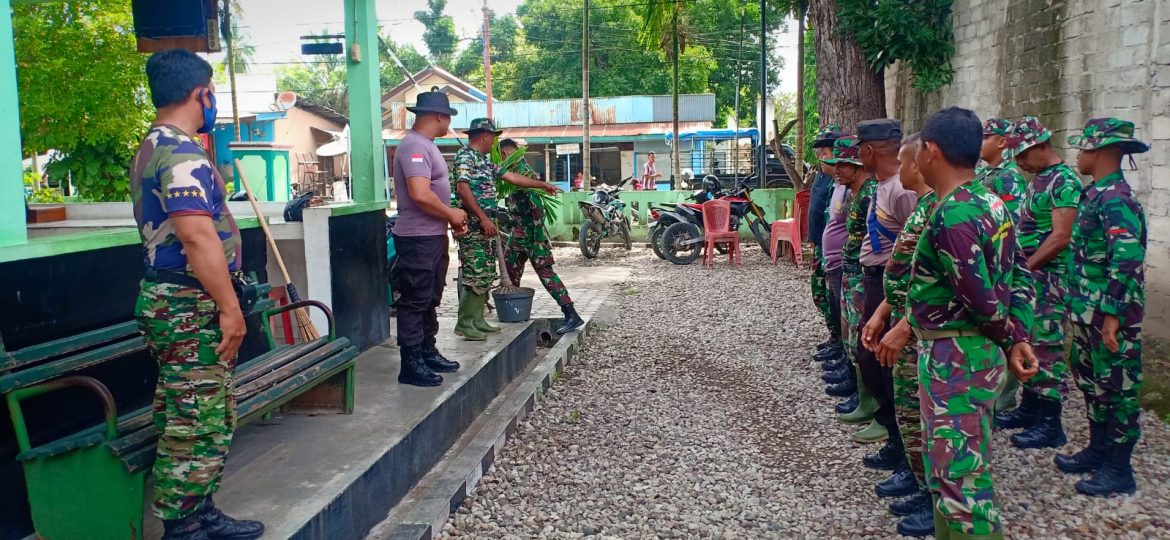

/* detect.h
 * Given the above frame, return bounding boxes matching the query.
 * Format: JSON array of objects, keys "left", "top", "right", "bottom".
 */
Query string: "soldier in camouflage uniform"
[
  {"left": 823, "top": 136, "right": 885, "bottom": 442},
  {"left": 997, "top": 116, "right": 1081, "bottom": 450},
  {"left": 130, "top": 49, "right": 263, "bottom": 540},
  {"left": 809, "top": 125, "right": 845, "bottom": 365},
  {"left": 452, "top": 119, "right": 561, "bottom": 341},
  {"left": 498, "top": 139, "right": 583, "bottom": 335},
  {"left": 1055, "top": 118, "right": 1149, "bottom": 497},
  {"left": 908, "top": 107, "right": 1037, "bottom": 540},
  {"left": 859, "top": 133, "right": 937, "bottom": 537}
]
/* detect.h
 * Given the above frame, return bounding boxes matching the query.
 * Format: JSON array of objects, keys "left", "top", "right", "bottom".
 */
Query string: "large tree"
[
  {"left": 415, "top": 0, "right": 458, "bottom": 68},
  {"left": 808, "top": 0, "right": 886, "bottom": 130},
  {"left": 276, "top": 56, "right": 348, "bottom": 114}
]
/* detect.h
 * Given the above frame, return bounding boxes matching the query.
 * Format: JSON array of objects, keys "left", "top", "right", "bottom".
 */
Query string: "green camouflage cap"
[
  {"left": 982, "top": 118, "right": 1012, "bottom": 137},
  {"left": 462, "top": 117, "right": 504, "bottom": 135},
  {"left": 823, "top": 135, "right": 862, "bottom": 166},
  {"left": 813, "top": 123, "right": 843, "bottom": 148},
  {"left": 1005, "top": 116, "right": 1052, "bottom": 157},
  {"left": 1068, "top": 117, "right": 1149, "bottom": 155}
]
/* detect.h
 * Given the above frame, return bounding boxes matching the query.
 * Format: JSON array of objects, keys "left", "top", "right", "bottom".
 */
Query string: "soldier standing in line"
[
  {"left": 1056, "top": 118, "right": 1149, "bottom": 497},
  {"left": 498, "top": 139, "right": 584, "bottom": 335},
  {"left": 907, "top": 107, "right": 1037, "bottom": 540},
  {"left": 131, "top": 49, "right": 264, "bottom": 540},
  {"left": 452, "top": 119, "right": 561, "bottom": 341},
  {"left": 977, "top": 117, "right": 1029, "bottom": 416},
  {"left": 860, "top": 132, "right": 937, "bottom": 537},
  {"left": 822, "top": 136, "right": 883, "bottom": 442},
  {"left": 819, "top": 144, "right": 859, "bottom": 417},
  {"left": 998, "top": 116, "right": 1081, "bottom": 450},
  {"left": 807, "top": 125, "right": 844, "bottom": 364}
]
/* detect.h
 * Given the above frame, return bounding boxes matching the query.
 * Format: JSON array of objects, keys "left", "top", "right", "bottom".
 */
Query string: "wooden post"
[{"left": 582, "top": 0, "right": 591, "bottom": 191}]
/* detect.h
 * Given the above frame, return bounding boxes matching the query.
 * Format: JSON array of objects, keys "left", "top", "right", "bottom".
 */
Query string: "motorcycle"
[
  {"left": 657, "top": 176, "right": 773, "bottom": 265},
  {"left": 648, "top": 176, "right": 723, "bottom": 261},
  {"left": 577, "top": 183, "right": 632, "bottom": 258}
]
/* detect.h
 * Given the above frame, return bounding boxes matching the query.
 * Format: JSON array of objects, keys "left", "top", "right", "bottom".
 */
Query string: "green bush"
[
  {"left": 22, "top": 169, "right": 39, "bottom": 186},
  {"left": 28, "top": 186, "right": 64, "bottom": 204}
]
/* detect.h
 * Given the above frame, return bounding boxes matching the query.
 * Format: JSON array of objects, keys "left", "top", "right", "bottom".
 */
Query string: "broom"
[
  {"left": 233, "top": 159, "right": 321, "bottom": 342},
  {"left": 493, "top": 232, "right": 523, "bottom": 294}
]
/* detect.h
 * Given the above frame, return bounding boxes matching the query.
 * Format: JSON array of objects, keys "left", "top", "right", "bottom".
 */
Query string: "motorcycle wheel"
[
  {"left": 619, "top": 217, "right": 632, "bottom": 250},
  {"left": 649, "top": 226, "right": 667, "bottom": 260},
  {"left": 750, "top": 217, "right": 772, "bottom": 257},
  {"left": 661, "top": 222, "right": 702, "bottom": 266},
  {"left": 579, "top": 222, "right": 603, "bottom": 259}
]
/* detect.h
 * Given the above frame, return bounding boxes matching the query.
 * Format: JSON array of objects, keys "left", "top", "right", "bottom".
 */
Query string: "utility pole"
[
  {"left": 483, "top": 0, "right": 493, "bottom": 118},
  {"left": 671, "top": 6, "right": 680, "bottom": 190},
  {"left": 758, "top": 0, "right": 767, "bottom": 185},
  {"left": 582, "top": 0, "right": 591, "bottom": 191},
  {"left": 795, "top": 1, "right": 806, "bottom": 178},
  {"left": 734, "top": 8, "right": 744, "bottom": 181},
  {"left": 224, "top": 1, "right": 241, "bottom": 141}
]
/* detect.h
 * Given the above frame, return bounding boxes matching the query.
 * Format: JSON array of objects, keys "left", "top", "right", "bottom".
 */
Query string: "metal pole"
[
  {"left": 734, "top": 7, "right": 744, "bottom": 181},
  {"left": 671, "top": 6, "right": 680, "bottom": 190},
  {"left": 758, "top": 0, "right": 767, "bottom": 185},
  {"left": 483, "top": 0, "right": 493, "bottom": 119},
  {"left": 582, "top": 0, "right": 591, "bottom": 191}
]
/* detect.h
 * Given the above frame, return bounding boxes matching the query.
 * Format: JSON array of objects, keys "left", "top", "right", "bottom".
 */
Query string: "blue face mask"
[{"left": 198, "top": 89, "right": 217, "bottom": 134}]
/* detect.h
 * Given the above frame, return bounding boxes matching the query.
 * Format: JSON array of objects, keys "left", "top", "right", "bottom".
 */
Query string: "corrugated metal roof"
[
  {"left": 383, "top": 94, "right": 717, "bottom": 130},
  {"left": 382, "top": 121, "right": 712, "bottom": 144}
]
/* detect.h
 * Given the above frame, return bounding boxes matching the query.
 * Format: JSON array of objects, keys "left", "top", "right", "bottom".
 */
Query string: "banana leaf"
[{"left": 490, "top": 139, "right": 562, "bottom": 226}]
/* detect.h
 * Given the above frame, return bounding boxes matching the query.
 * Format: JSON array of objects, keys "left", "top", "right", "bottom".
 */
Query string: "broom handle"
[{"left": 233, "top": 159, "right": 294, "bottom": 285}]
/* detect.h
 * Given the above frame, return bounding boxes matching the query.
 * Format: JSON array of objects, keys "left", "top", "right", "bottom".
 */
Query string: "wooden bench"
[{"left": 2, "top": 300, "right": 359, "bottom": 540}]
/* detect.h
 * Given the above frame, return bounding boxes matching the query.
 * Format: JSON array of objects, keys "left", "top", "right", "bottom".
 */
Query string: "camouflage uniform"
[
  {"left": 908, "top": 181, "right": 1034, "bottom": 537},
  {"left": 1009, "top": 117, "right": 1082, "bottom": 402},
  {"left": 824, "top": 136, "right": 877, "bottom": 360},
  {"left": 976, "top": 118, "right": 1027, "bottom": 224},
  {"left": 884, "top": 191, "right": 938, "bottom": 488},
  {"left": 129, "top": 125, "right": 242, "bottom": 520},
  {"left": 453, "top": 145, "right": 502, "bottom": 295},
  {"left": 809, "top": 124, "right": 842, "bottom": 339},
  {"left": 1067, "top": 119, "right": 1149, "bottom": 446},
  {"left": 504, "top": 159, "right": 572, "bottom": 306}
]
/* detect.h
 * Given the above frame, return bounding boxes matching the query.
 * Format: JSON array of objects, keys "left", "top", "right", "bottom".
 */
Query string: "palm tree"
[
  {"left": 638, "top": 0, "right": 685, "bottom": 187},
  {"left": 221, "top": 0, "right": 249, "bottom": 141}
]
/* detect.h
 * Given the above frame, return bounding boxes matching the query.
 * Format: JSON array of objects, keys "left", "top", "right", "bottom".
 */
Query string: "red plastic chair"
[
  {"left": 701, "top": 199, "right": 742, "bottom": 268},
  {"left": 770, "top": 189, "right": 810, "bottom": 266}
]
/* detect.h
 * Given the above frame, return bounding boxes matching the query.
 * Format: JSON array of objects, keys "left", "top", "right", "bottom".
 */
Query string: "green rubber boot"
[
  {"left": 838, "top": 365, "right": 877, "bottom": 424},
  {"left": 994, "top": 373, "right": 1019, "bottom": 413},
  {"left": 453, "top": 288, "right": 487, "bottom": 341},
  {"left": 473, "top": 291, "right": 501, "bottom": 334},
  {"left": 852, "top": 418, "right": 888, "bottom": 443},
  {"left": 932, "top": 495, "right": 950, "bottom": 540}
]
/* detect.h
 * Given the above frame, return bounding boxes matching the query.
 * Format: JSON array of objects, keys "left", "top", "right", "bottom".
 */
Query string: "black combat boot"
[
  {"left": 994, "top": 389, "right": 1039, "bottom": 430},
  {"left": 896, "top": 505, "right": 936, "bottom": 538},
  {"left": 556, "top": 303, "right": 585, "bottom": 335},
  {"left": 835, "top": 393, "right": 860, "bottom": 415},
  {"left": 821, "top": 354, "right": 848, "bottom": 372},
  {"left": 822, "top": 363, "right": 851, "bottom": 384},
  {"left": 162, "top": 515, "right": 208, "bottom": 540},
  {"left": 1075, "top": 439, "right": 1137, "bottom": 497},
  {"left": 814, "top": 343, "right": 844, "bottom": 362},
  {"left": 1010, "top": 398, "right": 1068, "bottom": 449},
  {"left": 889, "top": 488, "right": 931, "bottom": 517},
  {"left": 398, "top": 344, "right": 442, "bottom": 387},
  {"left": 1055, "top": 421, "right": 1107, "bottom": 474},
  {"left": 199, "top": 497, "right": 265, "bottom": 540},
  {"left": 825, "top": 378, "right": 857, "bottom": 398},
  {"left": 863, "top": 437, "right": 905, "bottom": 471},
  {"left": 875, "top": 460, "right": 919, "bottom": 498},
  {"left": 815, "top": 339, "right": 833, "bottom": 350},
  {"left": 421, "top": 336, "right": 460, "bottom": 373}
]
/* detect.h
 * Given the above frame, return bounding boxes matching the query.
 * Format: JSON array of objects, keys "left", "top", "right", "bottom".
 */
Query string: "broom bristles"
[{"left": 294, "top": 306, "right": 321, "bottom": 341}]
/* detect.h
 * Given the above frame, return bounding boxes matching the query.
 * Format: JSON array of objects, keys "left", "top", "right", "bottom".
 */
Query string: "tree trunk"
[
  {"left": 671, "top": 9, "right": 681, "bottom": 189},
  {"left": 225, "top": 3, "right": 242, "bottom": 141},
  {"left": 808, "top": 0, "right": 886, "bottom": 130}
]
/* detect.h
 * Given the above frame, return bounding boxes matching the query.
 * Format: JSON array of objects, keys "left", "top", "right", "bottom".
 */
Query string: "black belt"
[
  {"left": 862, "top": 264, "right": 885, "bottom": 278},
  {"left": 145, "top": 267, "right": 263, "bottom": 313},
  {"left": 144, "top": 267, "right": 206, "bottom": 290},
  {"left": 842, "top": 262, "right": 861, "bottom": 274}
]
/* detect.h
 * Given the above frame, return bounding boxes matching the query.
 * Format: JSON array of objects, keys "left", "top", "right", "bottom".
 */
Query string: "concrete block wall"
[{"left": 887, "top": 0, "right": 1170, "bottom": 338}]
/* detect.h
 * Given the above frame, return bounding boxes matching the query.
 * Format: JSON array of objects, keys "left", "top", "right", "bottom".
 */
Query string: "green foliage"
[
  {"left": 44, "top": 140, "right": 135, "bottom": 202},
  {"left": 801, "top": 24, "right": 820, "bottom": 165},
  {"left": 490, "top": 139, "right": 562, "bottom": 226},
  {"left": 13, "top": 0, "right": 151, "bottom": 201},
  {"left": 835, "top": 0, "right": 955, "bottom": 92},
  {"left": 28, "top": 186, "right": 65, "bottom": 204},
  {"left": 22, "top": 169, "right": 39, "bottom": 187},
  {"left": 415, "top": 0, "right": 458, "bottom": 67},
  {"left": 276, "top": 48, "right": 348, "bottom": 113},
  {"left": 380, "top": 36, "right": 430, "bottom": 89},
  {"left": 454, "top": 13, "right": 521, "bottom": 80}
]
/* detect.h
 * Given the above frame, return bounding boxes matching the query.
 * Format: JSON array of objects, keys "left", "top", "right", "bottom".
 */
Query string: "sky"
[{"left": 232, "top": 0, "right": 799, "bottom": 94}]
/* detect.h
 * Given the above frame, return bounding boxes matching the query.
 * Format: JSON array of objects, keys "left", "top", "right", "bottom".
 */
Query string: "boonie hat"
[{"left": 1068, "top": 117, "right": 1150, "bottom": 155}]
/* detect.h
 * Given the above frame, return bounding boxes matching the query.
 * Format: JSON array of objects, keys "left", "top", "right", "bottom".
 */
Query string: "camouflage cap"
[
  {"left": 813, "top": 123, "right": 843, "bottom": 148},
  {"left": 462, "top": 117, "right": 504, "bottom": 135},
  {"left": 1068, "top": 117, "right": 1150, "bottom": 155},
  {"left": 983, "top": 118, "right": 1012, "bottom": 137},
  {"left": 1005, "top": 116, "right": 1052, "bottom": 157},
  {"left": 823, "top": 135, "right": 862, "bottom": 166}
]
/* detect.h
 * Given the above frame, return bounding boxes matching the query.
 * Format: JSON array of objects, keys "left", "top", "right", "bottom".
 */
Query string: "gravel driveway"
[{"left": 445, "top": 247, "right": 1170, "bottom": 539}]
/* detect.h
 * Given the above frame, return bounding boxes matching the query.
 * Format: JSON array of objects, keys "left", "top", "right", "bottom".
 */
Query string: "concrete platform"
[{"left": 141, "top": 317, "right": 557, "bottom": 540}]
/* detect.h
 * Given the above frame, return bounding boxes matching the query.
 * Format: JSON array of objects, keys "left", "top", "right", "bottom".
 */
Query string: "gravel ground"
[{"left": 443, "top": 247, "right": 1170, "bottom": 539}]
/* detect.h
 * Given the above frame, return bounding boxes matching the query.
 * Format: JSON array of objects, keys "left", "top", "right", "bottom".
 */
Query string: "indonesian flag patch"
[
  {"left": 411, "top": 154, "right": 425, "bottom": 163},
  {"left": 1108, "top": 227, "right": 1128, "bottom": 235}
]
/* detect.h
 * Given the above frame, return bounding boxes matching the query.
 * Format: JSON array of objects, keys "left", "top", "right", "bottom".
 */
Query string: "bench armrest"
[
  {"left": 263, "top": 300, "right": 337, "bottom": 347},
  {"left": 6, "top": 375, "right": 119, "bottom": 454}
]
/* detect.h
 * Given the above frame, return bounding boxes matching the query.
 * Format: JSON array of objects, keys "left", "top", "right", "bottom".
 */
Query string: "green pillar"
[
  {"left": 345, "top": 0, "right": 385, "bottom": 202},
  {"left": 0, "top": 0, "right": 27, "bottom": 246}
]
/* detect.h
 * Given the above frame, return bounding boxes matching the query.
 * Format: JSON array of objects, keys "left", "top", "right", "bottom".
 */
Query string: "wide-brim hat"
[
  {"left": 1068, "top": 117, "right": 1150, "bottom": 155},
  {"left": 406, "top": 87, "right": 459, "bottom": 116},
  {"left": 1006, "top": 116, "right": 1052, "bottom": 158},
  {"left": 983, "top": 118, "right": 1012, "bottom": 137},
  {"left": 462, "top": 117, "right": 503, "bottom": 135}
]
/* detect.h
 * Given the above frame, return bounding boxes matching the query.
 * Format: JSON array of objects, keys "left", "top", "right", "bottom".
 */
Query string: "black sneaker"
[
  {"left": 895, "top": 506, "right": 935, "bottom": 537},
  {"left": 875, "top": 462, "right": 918, "bottom": 498},
  {"left": 889, "top": 489, "right": 931, "bottom": 517},
  {"left": 863, "top": 442, "right": 903, "bottom": 471},
  {"left": 199, "top": 498, "right": 265, "bottom": 540},
  {"left": 835, "top": 394, "right": 859, "bottom": 415}
]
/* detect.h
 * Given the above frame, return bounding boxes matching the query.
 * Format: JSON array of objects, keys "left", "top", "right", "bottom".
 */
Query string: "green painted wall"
[
  {"left": 0, "top": 0, "right": 27, "bottom": 247},
  {"left": 345, "top": 0, "right": 386, "bottom": 202},
  {"left": 233, "top": 147, "right": 291, "bottom": 202}
]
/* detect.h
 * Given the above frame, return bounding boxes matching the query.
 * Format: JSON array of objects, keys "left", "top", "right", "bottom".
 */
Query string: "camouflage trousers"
[
  {"left": 505, "top": 221, "right": 572, "bottom": 307},
  {"left": 1027, "top": 268, "right": 1071, "bottom": 401},
  {"left": 841, "top": 268, "right": 863, "bottom": 360},
  {"left": 826, "top": 268, "right": 846, "bottom": 359},
  {"left": 919, "top": 336, "right": 1005, "bottom": 537},
  {"left": 136, "top": 281, "right": 237, "bottom": 520},
  {"left": 892, "top": 322, "right": 925, "bottom": 488},
  {"left": 458, "top": 225, "right": 499, "bottom": 295},
  {"left": 1070, "top": 322, "right": 1143, "bottom": 444},
  {"left": 810, "top": 245, "right": 837, "bottom": 340}
]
